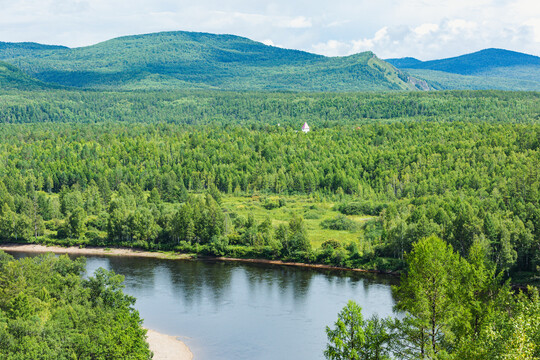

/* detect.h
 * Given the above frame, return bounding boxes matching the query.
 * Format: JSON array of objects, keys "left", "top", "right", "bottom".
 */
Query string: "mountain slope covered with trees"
[
  {"left": 388, "top": 48, "right": 540, "bottom": 76},
  {"left": 0, "top": 31, "right": 421, "bottom": 91},
  {"left": 0, "top": 61, "right": 55, "bottom": 90},
  {"left": 387, "top": 48, "right": 540, "bottom": 90}
]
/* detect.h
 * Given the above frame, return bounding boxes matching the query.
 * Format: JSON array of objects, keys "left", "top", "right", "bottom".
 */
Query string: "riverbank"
[
  {"left": 145, "top": 329, "right": 193, "bottom": 360},
  {"left": 0, "top": 243, "right": 397, "bottom": 275},
  {"left": 0, "top": 243, "right": 194, "bottom": 260}
]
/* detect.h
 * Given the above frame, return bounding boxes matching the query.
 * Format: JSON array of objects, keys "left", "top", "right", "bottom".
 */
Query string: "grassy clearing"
[{"left": 221, "top": 195, "right": 376, "bottom": 249}]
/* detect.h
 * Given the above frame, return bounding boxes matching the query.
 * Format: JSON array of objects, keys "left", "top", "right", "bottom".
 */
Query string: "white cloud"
[
  {"left": 352, "top": 27, "right": 389, "bottom": 52},
  {"left": 283, "top": 16, "right": 312, "bottom": 29},
  {"left": 414, "top": 23, "right": 439, "bottom": 36},
  {"left": 325, "top": 19, "right": 351, "bottom": 28},
  {"left": 447, "top": 19, "right": 477, "bottom": 34},
  {"left": 262, "top": 39, "right": 275, "bottom": 46},
  {"left": 524, "top": 18, "right": 540, "bottom": 42},
  {"left": 202, "top": 12, "right": 312, "bottom": 29},
  {"left": 312, "top": 40, "right": 350, "bottom": 57},
  {"left": 312, "top": 18, "right": 539, "bottom": 59}
]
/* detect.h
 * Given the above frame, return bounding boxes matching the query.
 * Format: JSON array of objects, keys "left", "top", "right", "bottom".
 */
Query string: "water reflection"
[
  {"left": 7, "top": 252, "right": 399, "bottom": 360},
  {"left": 168, "top": 260, "right": 235, "bottom": 310}
]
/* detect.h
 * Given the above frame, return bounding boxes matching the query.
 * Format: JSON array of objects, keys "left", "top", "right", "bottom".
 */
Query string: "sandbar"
[
  {"left": 145, "top": 328, "right": 193, "bottom": 360},
  {"left": 0, "top": 243, "right": 193, "bottom": 260}
]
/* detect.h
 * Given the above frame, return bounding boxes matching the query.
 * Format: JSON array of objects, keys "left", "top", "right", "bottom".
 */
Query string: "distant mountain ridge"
[
  {"left": 2, "top": 32, "right": 538, "bottom": 92},
  {"left": 386, "top": 49, "right": 540, "bottom": 90},
  {"left": 0, "top": 31, "right": 422, "bottom": 92},
  {"left": 384, "top": 57, "right": 423, "bottom": 69},
  {"left": 387, "top": 48, "right": 540, "bottom": 75}
]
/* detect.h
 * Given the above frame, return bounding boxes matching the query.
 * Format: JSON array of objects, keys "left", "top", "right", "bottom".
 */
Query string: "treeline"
[
  {"left": 0, "top": 90, "right": 538, "bottom": 125},
  {"left": 325, "top": 235, "right": 540, "bottom": 359},
  {"left": 0, "top": 251, "right": 151, "bottom": 359}
]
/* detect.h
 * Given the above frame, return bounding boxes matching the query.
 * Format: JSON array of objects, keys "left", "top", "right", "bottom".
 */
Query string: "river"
[{"left": 7, "top": 251, "right": 399, "bottom": 360}]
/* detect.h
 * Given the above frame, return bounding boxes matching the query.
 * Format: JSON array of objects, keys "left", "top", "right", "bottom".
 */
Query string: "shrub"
[
  {"left": 304, "top": 210, "right": 322, "bottom": 219},
  {"left": 321, "top": 215, "right": 358, "bottom": 231},
  {"left": 263, "top": 200, "right": 279, "bottom": 210},
  {"left": 337, "top": 201, "right": 386, "bottom": 216},
  {"left": 321, "top": 239, "right": 343, "bottom": 249}
]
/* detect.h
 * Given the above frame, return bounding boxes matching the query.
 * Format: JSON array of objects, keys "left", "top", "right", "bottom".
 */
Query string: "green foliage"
[
  {"left": 462, "top": 287, "right": 540, "bottom": 360},
  {"left": 0, "top": 61, "right": 54, "bottom": 90},
  {"left": 0, "top": 251, "right": 151, "bottom": 359},
  {"left": 285, "top": 214, "right": 311, "bottom": 254},
  {"left": 67, "top": 207, "right": 86, "bottom": 239},
  {"left": 325, "top": 300, "right": 392, "bottom": 360},
  {"left": 321, "top": 215, "right": 359, "bottom": 231},
  {"left": 325, "top": 300, "right": 366, "bottom": 360},
  {"left": 393, "top": 236, "right": 463, "bottom": 357},
  {"left": 407, "top": 68, "right": 540, "bottom": 91},
  {"left": 1, "top": 89, "right": 538, "bottom": 126},
  {"left": 337, "top": 202, "right": 387, "bottom": 216}
]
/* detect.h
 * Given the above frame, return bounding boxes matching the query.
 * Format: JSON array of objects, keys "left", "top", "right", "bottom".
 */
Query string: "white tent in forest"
[{"left": 302, "top": 122, "right": 310, "bottom": 133}]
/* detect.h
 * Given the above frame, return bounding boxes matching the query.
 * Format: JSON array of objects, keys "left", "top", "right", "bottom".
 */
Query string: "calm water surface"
[{"left": 9, "top": 252, "right": 399, "bottom": 360}]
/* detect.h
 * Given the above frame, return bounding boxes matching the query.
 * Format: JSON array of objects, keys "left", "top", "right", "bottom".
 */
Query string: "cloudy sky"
[{"left": 0, "top": 0, "right": 538, "bottom": 60}]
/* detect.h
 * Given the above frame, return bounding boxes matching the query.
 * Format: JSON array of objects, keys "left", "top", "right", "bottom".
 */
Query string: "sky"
[{"left": 0, "top": 0, "right": 538, "bottom": 60}]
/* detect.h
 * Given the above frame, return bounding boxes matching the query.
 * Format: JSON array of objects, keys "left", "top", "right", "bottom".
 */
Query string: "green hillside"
[
  {"left": 0, "top": 61, "right": 54, "bottom": 90},
  {"left": 0, "top": 31, "right": 421, "bottom": 91},
  {"left": 387, "top": 48, "right": 540, "bottom": 90},
  {"left": 401, "top": 48, "right": 539, "bottom": 76},
  {"left": 406, "top": 68, "right": 540, "bottom": 91},
  {"left": 384, "top": 57, "right": 422, "bottom": 68}
]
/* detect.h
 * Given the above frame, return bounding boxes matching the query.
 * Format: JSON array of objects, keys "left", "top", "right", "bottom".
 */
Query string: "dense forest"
[
  {"left": 1, "top": 89, "right": 537, "bottom": 125},
  {"left": 0, "top": 251, "right": 151, "bottom": 359},
  {"left": 0, "top": 89, "right": 539, "bottom": 283}
]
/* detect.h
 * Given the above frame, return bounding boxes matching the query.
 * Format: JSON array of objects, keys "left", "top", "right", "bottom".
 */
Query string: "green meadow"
[{"left": 221, "top": 195, "right": 377, "bottom": 249}]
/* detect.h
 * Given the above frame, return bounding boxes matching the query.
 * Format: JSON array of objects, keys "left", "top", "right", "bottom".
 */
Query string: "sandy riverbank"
[
  {"left": 0, "top": 243, "right": 194, "bottom": 260},
  {"left": 145, "top": 329, "right": 193, "bottom": 360}
]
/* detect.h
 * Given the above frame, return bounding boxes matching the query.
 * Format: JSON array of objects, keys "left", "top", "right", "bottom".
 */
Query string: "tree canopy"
[{"left": 0, "top": 251, "right": 151, "bottom": 359}]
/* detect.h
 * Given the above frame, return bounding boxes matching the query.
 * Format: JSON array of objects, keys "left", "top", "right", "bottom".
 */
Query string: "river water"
[{"left": 8, "top": 252, "right": 399, "bottom": 360}]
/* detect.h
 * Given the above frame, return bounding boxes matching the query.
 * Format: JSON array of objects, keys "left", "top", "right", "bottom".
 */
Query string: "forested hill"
[
  {"left": 0, "top": 61, "right": 55, "bottom": 90},
  {"left": 387, "top": 48, "right": 540, "bottom": 75},
  {"left": 0, "top": 31, "right": 422, "bottom": 91},
  {"left": 387, "top": 48, "right": 540, "bottom": 91}
]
